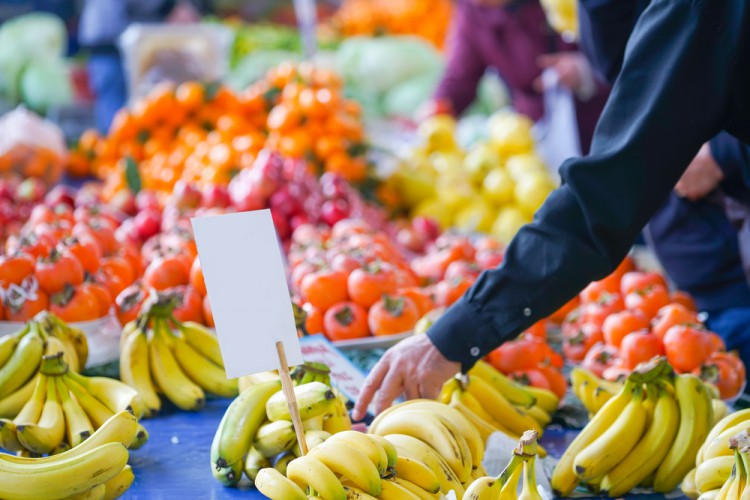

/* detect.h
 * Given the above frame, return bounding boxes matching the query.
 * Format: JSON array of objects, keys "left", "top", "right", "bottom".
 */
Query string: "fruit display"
[
  {"left": 684, "top": 430, "right": 750, "bottom": 500},
  {"left": 552, "top": 359, "right": 714, "bottom": 497},
  {"left": 386, "top": 112, "right": 557, "bottom": 242},
  {"left": 0, "top": 410, "right": 138, "bottom": 500},
  {"left": 463, "top": 430, "right": 543, "bottom": 500},
  {"left": 209, "top": 373, "right": 351, "bottom": 487},
  {"left": 119, "top": 297, "right": 237, "bottom": 414},
  {"left": 329, "top": 0, "right": 453, "bottom": 49}
]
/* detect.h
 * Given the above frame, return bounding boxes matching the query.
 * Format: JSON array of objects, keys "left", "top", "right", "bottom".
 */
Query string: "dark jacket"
[{"left": 428, "top": 0, "right": 750, "bottom": 372}]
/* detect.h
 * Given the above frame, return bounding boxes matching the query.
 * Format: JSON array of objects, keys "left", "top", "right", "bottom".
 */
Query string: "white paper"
[{"left": 191, "top": 210, "right": 302, "bottom": 377}]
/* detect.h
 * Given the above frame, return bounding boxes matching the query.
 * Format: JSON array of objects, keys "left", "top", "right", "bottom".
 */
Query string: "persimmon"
[
  {"left": 4, "top": 287, "right": 49, "bottom": 322},
  {"left": 620, "top": 271, "right": 668, "bottom": 297},
  {"left": 670, "top": 290, "right": 697, "bottom": 311},
  {"left": 368, "top": 295, "right": 420, "bottom": 336},
  {"left": 694, "top": 352, "right": 746, "bottom": 400},
  {"left": 581, "top": 343, "right": 620, "bottom": 378},
  {"left": 602, "top": 310, "right": 649, "bottom": 348},
  {"left": 302, "top": 302, "right": 324, "bottom": 335},
  {"left": 524, "top": 320, "right": 547, "bottom": 340},
  {"left": 549, "top": 296, "right": 580, "bottom": 325},
  {"left": 535, "top": 364, "right": 567, "bottom": 399},
  {"left": 301, "top": 269, "right": 349, "bottom": 311},
  {"left": 397, "top": 287, "right": 435, "bottom": 316},
  {"left": 347, "top": 264, "right": 397, "bottom": 308},
  {"left": 509, "top": 369, "right": 551, "bottom": 391},
  {"left": 582, "top": 292, "right": 624, "bottom": 326},
  {"left": 620, "top": 331, "right": 664, "bottom": 369},
  {"left": 0, "top": 253, "right": 35, "bottom": 287},
  {"left": 323, "top": 302, "right": 369, "bottom": 340},
  {"left": 563, "top": 322, "right": 604, "bottom": 362},
  {"left": 624, "top": 284, "right": 670, "bottom": 320},
  {"left": 167, "top": 286, "right": 204, "bottom": 324},
  {"left": 50, "top": 285, "right": 100, "bottom": 322},
  {"left": 203, "top": 295, "right": 215, "bottom": 328},
  {"left": 115, "top": 284, "right": 146, "bottom": 326},
  {"left": 487, "top": 334, "right": 548, "bottom": 373},
  {"left": 60, "top": 236, "right": 101, "bottom": 274},
  {"left": 80, "top": 282, "right": 112, "bottom": 317},
  {"left": 434, "top": 276, "right": 474, "bottom": 307},
  {"left": 190, "top": 257, "right": 207, "bottom": 296},
  {"left": 651, "top": 303, "right": 699, "bottom": 340},
  {"left": 35, "top": 250, "right": 85, "bottom": 295},
  {"left": 143, "top": 255, "right": 190, "bottom": 291},
  {"left": 663, "top": 325, "right": 713, "bottom": 373}
]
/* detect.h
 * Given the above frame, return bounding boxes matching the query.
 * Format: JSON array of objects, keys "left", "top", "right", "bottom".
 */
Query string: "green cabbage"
[
  {"left": 20, "top": 57, "right": 73, "bottom": 113},
  {"left": 0, "top": 13, "right": 67, "bottom": 58},
  {"left": 382, "top": 71, "right": 442, "bottom": 118},
  {"left": 227, "top": 50, "right": 301, "bottom": 90}
]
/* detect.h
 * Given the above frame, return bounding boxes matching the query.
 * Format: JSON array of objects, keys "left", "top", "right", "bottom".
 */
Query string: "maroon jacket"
[{"left": 434, "top": 0, "right": 609, "bottom": 153}]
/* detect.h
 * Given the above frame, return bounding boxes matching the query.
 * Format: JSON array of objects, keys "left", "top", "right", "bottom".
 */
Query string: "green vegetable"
[{"left": 20, "top": 57, "right": 73, "bottom": 113}]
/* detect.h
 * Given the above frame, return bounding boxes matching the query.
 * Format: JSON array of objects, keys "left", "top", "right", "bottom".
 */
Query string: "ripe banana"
[
  {"left": 521, "top": 405, "right": 552, "bottom": 427},
  {"left": 712, "top": 399, "right": 731, "bottom": 426},
  {"left": 255, "top": 467, "right": 307, "bottom": 500},
  {"left": 465, "top": 375, "right": 542, "bottom": 436},
  {"left": 369, "top": 409, "right": 472, "bottom": 482},
  {"left": 0, "top": 330, "right": 44, "bottom": 399},
  {"left": 469, "top": 361, "right": 537, "bottom": 408},
  {"left": 390, "top": 477, "right": 439, "bottom": 499},
  {"left": 149, "top": 319, "right": 205, "bottom": 411},
  {"left": 343, "top": 485, "right": 379, "bottom": 500},
  {"left": 682, "top": 467, "right": 699, "bottom": 500},
  {"left": 129, "top": 423, "right": 149, "bottom": 450},
  {"left": 66, "top": 371, "right": 141, "bottom": 418},
  {"left": 366, "top": 433, "right": 399, "bottom": 470},
  {"left": 519, "top": 458, "right": 543, "bottom": 500},
  {"left": 210, "top": 380, "right": 281, "bottom": 482},
  {"left": 244, "top": 447, "right": 270, "bottom": 483},
  {"left": 322, "top": 391, "right": 352, "bottom": 434},
  {"left": 702, "top": 422, "right": 750, "bottom": 464},
  {"left": 103, "top": 464, "right": 134, "bottom": 500},
  {"left": 378, "top": 478, "right": 421, "bottom": 499},
  {"left": 177, "top": 321, "right": 225, "bottom": 366},
  {"left": 0, "top": 419, "right": 22, "bottom": 452},
  {"left": 119, "top": 328, "right": 160, "bottom": 418},
  {"left": 171, "top": 338, "right": 238, "bottom": 398},
  {"left": 550, "top": 380, "right": 633, "bottom": 496},
  {"left": 46, "top": 313, "right": 89, "bottom": 369},
  {"left": 286, "top": 454, "right": 347, "bottom": 500},
  {"left": 45, "top": 335, "right": 79, "bottom": 375},
  {"left": 463, "top": 475, "right": 501, "bottom": 500},
  {"left": 0, "top": 442, "right": 129, "bottom": 500},
  {"left": 292, "top": 429, "right": 331, "bottom": 457},
  {"left": 394, "top": 455, "right": 441, "bottom": 494},
  {"left": 327, "top": 430, "right": 390, "bottom": 475},
  {"left": 0, "top": 329, "right": 23, "bottom": 367},
  {"left": 308, "top": 440, "right": 382, "bottom": 496},
  {"left": 13, "top": 373, "right": 47, "bottom": 426},
  {"left": 600, "top": 385, "right": 680, "bottom": 496},
  {"left": 695, "top": 456, "right": 735, "bottom": 493},
  {"left": 499, "top": 464, "right": 523, "bottom": 499},
  {"left": 273, "top": 452, "right": 295, "bottom": 476},
  {"left": 266, "top": 381, "right": 336, "bottom": 422},
  {"left": 212, "top": 459, "right": 244, "bottom": 488},
  {"left": 64, "top": 375, "right": 116, "bottom": 428},
  {"left": 55, "top": 377, "right": 94, "bottom": 447},
  {"left": 654, "top": 375, "right": 714, "bottom": 492},
  {"left": 522, "top": 384, "right": 560, "bottom": 414},
  {"left": 16, "top": 376, "right": 66, "bottom": 454},
  {"left": 253, "top": 420, "right": 297, "bottom": 457},
  {"left": 0, "top": 373, "right": 39, "bottom": 419}
]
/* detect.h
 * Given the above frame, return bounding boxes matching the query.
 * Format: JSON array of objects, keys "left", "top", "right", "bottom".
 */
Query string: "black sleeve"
[
  {"left": 710, "top": 132, "right": 750, "bottom": 203},
  {"left": 427, "top": 0, "right": 744, "bottom": 372}
]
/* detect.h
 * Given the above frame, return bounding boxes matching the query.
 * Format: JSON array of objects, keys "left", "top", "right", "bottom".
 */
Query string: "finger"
[
  {"left": 373, "top": 367, "right": 405, "bottom": 416},
  {"left": 419, "top": 379, "right": 444, "bottom": 400},
  {"left": 537, "top": 53, "right": 559, "bottom": 68},
  {"left": 352, "top": 359, "right": 389, "bottom": 421},
  {"left": 404, "top": 378, "right": 420, "bottom": 401}
]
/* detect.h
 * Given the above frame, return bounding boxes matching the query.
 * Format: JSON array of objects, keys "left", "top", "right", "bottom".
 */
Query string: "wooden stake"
[{"left": 276, "top": 340, "right": 309, "bottom": 456}]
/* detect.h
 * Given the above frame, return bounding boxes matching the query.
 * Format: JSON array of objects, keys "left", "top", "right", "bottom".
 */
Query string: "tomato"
[
  {"left": 535, "top": 364, "right": 567, "bottom": 399},
  {"left": 35, "top": 250, "right": 85, "bottom": 295},
  {"left": 624, "top": 285, "right": 671, "bottom": 320},
  {"left": 548, "top": 296, "right": 580, "bottom": 325},
  {"left": 143, "top": 256, "right": 190, "bottom": 291},
  {"left": 663, "top": 325, "right": 713, "bottom": 373},
  {"left": 166, "top": 286, "right": 204, "bottom": 323},
  {"left": 651, "top": 303, "right": 699, "bottom": 340},
  {"left": 368, "top": 295, "right": 420, "bottom": 336},
  {"left": 670, "top": 291, "right": 697, "bottom": 311},
  {"left": 434, "top": 276, "right": 474, "bottom": 307},
  {"left": 620, "top": 271, "right": 668, "bottom": 297},
  {"left": 302, "top": 302, "right": 324, "bottom": 335},
  {"left": 115, "top": 284, "right": 147, "bottom": 326},
  {"left": 0, "top": 253, "right": 35, "bottom": 287},
  {"left": 509, "top": 369, "right": 551, "bottom": 391},
  {"left": 397, "top": 287, "right": 436, "bottom": 316},
  {"left": 582, "top": 343, "right": 620, "bottom": 378},
  {"left": 80, "top": 282, "right": 112, "bottom": 317},
  {"left": 487, "top": 334, "right": 548, "bottom": 373},
  {"left": 203, "top": 295, "right": 214, "bottom": 327},
  {"left": 524, "top": 320, "right": 547, "bottom": 340},
  {"left": 602, "top": 310, "right": 649, "bottom": 348},
  {"left": 50, "top": 285, "right": 100, "bottom": 322},
  {"left": 299, "top": 269, "right": 348, "bottom": 312},
  {"left": 602, "top": 358, "right": 630, "bottom": 382},
  {"left": 582, "top": 292, "right": 624, "bottom": 326},
  {"left": 4, "top": 287, "right": 49, "bottom": 322},
  {"left": 694, "top": 352, "right": 746, "bottom": 400},
  {"left": 190, "top": 258, "right": 206, "bottom": 296},
  {"left": 347, "top": 264, "right": 397, "bottom": 308},
  {"left": 323, "top": 302, "right": 369, "bottom": 341},
  {"left": 562, "top": 322, "right": 604, "bottom": 362},
  {"left": 59, "top": 237, "right": 101, "bottom": 274},
  {"left": 620, "top": 331, "right": 664, "bottom": 369}
]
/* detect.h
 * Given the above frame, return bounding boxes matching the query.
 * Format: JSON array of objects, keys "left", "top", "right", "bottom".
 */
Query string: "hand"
[
  {"left": 674, "top": 143, "right": 724, "bottom": 201},
  {"left": 167, "top": 1, "right": 201, "bottom": 24},
  {"left": 351, "top": 334, "right": 461, "bottom": 421},
  {"left": 534, "top": 52, "right": 586, "bottom": 94}
]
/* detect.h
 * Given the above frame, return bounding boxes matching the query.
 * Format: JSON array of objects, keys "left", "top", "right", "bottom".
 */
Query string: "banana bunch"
[
  {"left": 685, "top": 430, "right": 750, "bottom": 500},
  {"left": 0, "top": 410, "right": 138, "bottom": 500},
  {"left": 0, "top": 350, "right": 147, "bottom": 456},
  {"left": 570, "top": 367, "right": 623, "bottom": 417},
  {"left": 463, "top": 430, "right": 542, "bottom": 500},
  {"left": 290, "top": 362, "right": 332, "bottom": 387},
  {"left": 0, "top": 313, "right": 88, "bottom": 422},
  {"left": 120, "top": 311, "right": 238, "bottom": 415},
  {"left": 210, "top": 376, "right": 351, "bottom": 487},
  {"left": 551, "top": 359, "right": 714, "bottom": 497},
  {"left": 539, "top": 0, "right": 578, "bottom": 39},
  {"left": 682, "top": 408, "right": 750, "bottom": 499}
]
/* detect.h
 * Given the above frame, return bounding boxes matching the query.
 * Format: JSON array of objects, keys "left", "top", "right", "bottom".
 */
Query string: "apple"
[
  {"left": 108, "top": 189, "right": 137, "bottom": 215},
  {"left": 251, "top": 149, "right": 284, "bottom": 198},
  {"left": 320, "top": 199, "right": 349, "bottom": 227},
  {"left": 228, "top": 171, "right": 265, "bottom": 212},
  {"left": 135, "top": 190, "right": 160, "bottom": 212},
  {"left": 134, "top": 208, "right": 161, "bottom": 240},
  {"left": 411, "top": 216, "right": 441, "bottom": 241},
  {"left": 0, "top": 178, "right": 18, "bottom": 201},
  {"left": 44, "top": 185, "right": 76, "bottom": 208},
  {"left": 171, "top": 180, "right": 203, "bottom": 209},
  {"left": 269, "top": 186, "right": 302, "bottom": 217},
  {"left": 15, "top": 178, "right": 46, "bottom": 203},
  {"left": 320, "top": 173, "right": 348, "bottom": 199},
  {"left": 202, "top": 184, "right": 231, "bottom": 208}
]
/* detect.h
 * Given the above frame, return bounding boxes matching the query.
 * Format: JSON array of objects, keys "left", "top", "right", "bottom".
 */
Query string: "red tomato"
[
  {"left": 115, "top": 284, "right": 147, "bottom": 326},
  {"left": 35, "top": 250, "right": 85, "bottom": 295},
  {"left": 581, "top": 343, "right": 620, "bottom": 378},
  {"left": 620, "top": 271, "right": 668, "bottom": 296},
  {"left": 663, "top": 325, "right": 713, "bottom": 373},
  {"left": 4, "top": 287, "right": 49, "bottom": 322},
  {"left": 620, "top": 331, "right": 665, "bottom": 369},
  {"left": 602, "top": 310, "right": 649, "bottom": 348},
  {"left": 535, "top": 364, "right": 567, "bottom": 399},
  {"left": 563, "top": 322, "right": 604, "bottom": 362},
  {"left": 347, "top": 265, "right": 397, "bottom": 308},
  {"left": 302, "top": 302, "right": 324, "bottom": 335},
  {"left": 487, "top": 334, "right": 548, "bottom": 373},
  {"left": 80, "top": 282, "right": 112, "bottom": 317},
  {"left": 0, "top": 253, "right": 35, "bottom": 287},
  {"left": 651, "top": 303, "right": 699, "bottom": 340},
  {"left": 300, "top": 269, "right": 349, "bottom": 311},
  {"left": 189, "top": 258, "right": 206, "bottom": 296},
  {"left": 509, "top": 369, "right": 551, "bottom": 391},
  {"left": 624, "top": 285, "right": 670, "bottom": 320},
  {"left": 143, "top": 256, "right": 190, "bottom": 291},
  {"left": 368, "top": 295, "right": 420, "bottom": 336},
  {"left": 323, "top": 302, "right": 370, "bottom": 341},
  {"left": 694, "top": 352, "right": 746, "bottom": 400}
]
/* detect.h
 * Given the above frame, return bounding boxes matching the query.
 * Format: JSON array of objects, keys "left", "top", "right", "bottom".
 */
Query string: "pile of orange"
[
  {"left": 330, "top": 0, "right": 453, "bottom": 49},
  {"left": 1, "top": 144, "right": 64, "bottom": 186}
]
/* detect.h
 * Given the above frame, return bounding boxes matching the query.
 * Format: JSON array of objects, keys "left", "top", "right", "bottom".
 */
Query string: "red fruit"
[
  {"left": 434, "top": 277, "right": 474, "bottom": 307},
  {"left": 190, "top": 258, "right": 206, "bottom": 296},
  {"left": 167, "top": 286, "right": 204, "bottom": 323},
  {"left": 581, "top": 343, "right": 620, "bottom": 377},
  {"left": 582, "top": 292, "right": 625, "bottom": 326},
  {"left": 133, "top": 209, "right": 162, "bottom": 241},
  {"left": 444, "top": 261, "right": 481, "bottom": 281},
  {"left": 44, "top": 186, "right": 76, "bottom": 208},
  {"left": 302, "top": 302, "right": 324, "bottom": 334},
  {"left": 487, "top": 334, "right": 548, "bottom": 373},
  {"left": 203, "top": 295, "right": 214, "bottom": 327},
  {"left": 580, "top": 279, "right": 618, "bottom": 304},
  {"left": 143, "top": 256, "right": 190, "bottom": 291},
  {"left": 602, "top": 358, "right": 630, "bottom": 382},
  {"left": 662, "top": 325, "right": 713, "bottom": 373},
  {"left": 35, "top": 250, "right": 85, "bottom": 295},
  {"left": 549, "top": 296, "right": 581, "bottom": 325},
  {"left": 694, "top": 352, "right": 746, "bottom": 400},
  {"left": 602, "top": 310, "right": 650, "bottom": 348},
  {"left": 320, "top": 199, "right": 350, "bottom": 227},
  {"left": 620, "top": 271, "right": 668, "bottom": 296},
  {"left": 536, "top": 364, "right": 568, "bottom": 399},
  {"left": 670, "top": 291, "right": 697, "bottom": 311},
  {"left": 475, "top": 250, "right": 503, "bottom": 270},
  {"left": 563, "top": 322, "right": 604, "bottom": 362},
  {"left": 202, "top": 184, "right": 231, "bottom": 208},
  {"left": 0, "top": 253, "right": 35, "bottom": 287},
  {"left": 323, "top": 302, "right": 369, "bottom": 341},
  {"left": 115, "top": 284, "right": 146, "bottom": 326},
  {"left": 135, "top": 190, "right": 160, "bottom": 212},
  {"left": 625, "top": 284, "right": 671, "bottom": 320},
  {"left": 620, "top": 331, "right": 665, "bottom": 369},
  {"left": 300, "top": 269, "right": 349, "bottom": 311},
  {"left": 368, "top": 295, "right": 420, "bottom": 336},
  {"left": 4, "top": 286, "right": 49, "bottom": 322},
  {"left": 509, "top": 369, "right": 551, "bottom": 391},
  {"left": 50, "top": 285, "right": 100, "bottom": 322},
  {"left": 347, "top": 265, "right": 397, "bottom": 308},
  {"left": 524, "top": 320, "right": 547, "bottom": 340},
  {"left": 171, "top": 180, "right": 203, "bottom": 209},
  {"left": 651, "top": 303, "right": 699, "bottom": 340}
]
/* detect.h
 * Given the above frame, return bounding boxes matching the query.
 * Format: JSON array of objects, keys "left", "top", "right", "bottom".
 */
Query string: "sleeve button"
[
  {"left": 470, "top": 347, "right": 480, "bottom": 356},
  {"left": 523, "top": 307, "right": 532, "bottom": 316}
]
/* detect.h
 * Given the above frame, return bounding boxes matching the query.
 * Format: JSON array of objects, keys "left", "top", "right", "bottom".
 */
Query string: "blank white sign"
[{"left": 191, "top": 210, "right": 302, "bottom": 378}]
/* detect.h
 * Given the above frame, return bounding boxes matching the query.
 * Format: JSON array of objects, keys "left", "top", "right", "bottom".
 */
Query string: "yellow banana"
[
  {"left": 0, "top": 373, "right": 39, "bottom": 419},
  {"left": 518, "top": 458, "right": 543, "bottom": 500},
  {"left": 212, "top": 459, "right": 244, "bottom": 488},
  {"left": 703, "top": 423, "right": 750, "bottom": 464},
  {"left": 465, "top": 375, "right": 542, "bottom": 436},
  {"left": 292, "top": 429, "right": 331, "bottom": 456},
  {"left": 273, "top": 452, "right": 295, "bottom": 476},
  {"left": 66, "top": 371, "right": 142, "bottom": 418},
  {"left": 463, "top": 475, "right": 501, "bottom": 500},
  {"left": 520, "top": 404, "right": 551, "bottom": 427},
  {"left": 0, "top": 329, "right": 23, "bottom": 368},
  {"left": 286, "top": 455, "right": 347, "bottom": 500},
  {"left": 448, "top": 388, "right": 517, "bottom": 440},
  {"left": 55, "top": 377, "right": 94, "bottom": 447},
  {"left": 698, "top": 489, "right": 723, "bottom": 500},
  {"left": 326, "top": 430, "right": 390, "bottom": 476},
  {"left": 149, "top": 319, "right": 205, "bottom": 411},
  {"left": 303, "top": 415, "right": 324, "bottom": 431},
  {"left": 177, "top": 321, "right": 225, "bottom": 367},
  {"left": 366, "top": 433, "right": 399, "bottom": 470},
  {"left": 390, "top": 477, "right": 439, "bottom": 499},
  {"left": 499, "top": 463, "right": 523, "bottom": 500},
  {"left": 44, "top": 335, "right": 79, "bottom": 375},
  {"left": 695, "top": 456, "right": 735, "bottom": 493},
  {"left": 550, "top": 380, "right": 633, "bottom": 496},
  {"left": 119, "top": 328, "right": 160, "bottom": 418},
  {"left": 171, "top": 338, "right": 237, "bottom": 398},
  {"left": 103, "top": 464, "right": 133, "bottom": 500},
  {"left": 378, "top": 478, "right": 421, "bottom": 499},
  {"left": 128, "top": 423, "right": 148, "bottom": 450},
  {"left": 253, "top": 420, "right": 297, "bottom": 457},
  {"left": 342, "top": 485, "right": 379, "bottom": 499},
  {"left": 523, "top": 384, "right": 560, "bottom": 414},
  {"left": 119, "top": 321, "right": 139, "bottom": 354},
  {"left": 13, "top": 373, "right": 47, "bottom": 425},
  {"left": 394, "top": 455, "right": 441, "bottom": 494},
  {"left": 712, "top": 400, "right": 731, "bottom": 427},
  {"left": 244, "top": 447, "right": 270, "bottom": 483},
  {"left": 16, "top": 376, "right": 66, "bottom": 454},
  {"left": 46, "top": 314, "right": 89, "bottom": 370},
  {"left": 654, "top": 375, "right": 714, "bottom": 493},
  {"left": 266, "top": 381, "right": 336, "bottom": 422},
  {"left": 699, "top": 409, "right": 750, "bottom": 465},
  {"left": 469, "top": 361, "right": 536, "bottom": 408},
  {"left": 255, "top": 467, "right": 307, "bottom": 500},
  {"left": 0, "top": 442, "right": 129, "bottom": 500},
  {"left": 0, "top": 419, "right": 22, "bottom": 452},
  {"left": 63, "top": 375, "right": 115, "bottom": 428},
  {"left": 600, "top": 385, "right": 680, "bottom": 496},
  {"left": 322, "top": 392, "right": 352, "bottom": 434},
  {"left": 308, "top": 440, "right": 382, "bottom": 496},
  {"left": 65, "top": 482, "right": 105, "bottom": 499},
  {"left": 682, "top": 468, "right": 700, "bottom": 500},
  {"left": 0, "top": 330, "right": 44, "bottom": 399}
]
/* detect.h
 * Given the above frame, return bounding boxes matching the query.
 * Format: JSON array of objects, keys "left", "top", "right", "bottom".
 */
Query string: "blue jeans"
[
  {"left": 706, "top": 307, "right": 750, "bottom": 392},
  {"left": 87, "top": 54, "right": 127, "bottom": 133}
]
